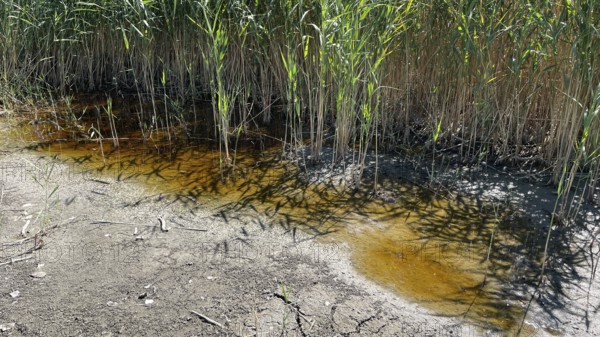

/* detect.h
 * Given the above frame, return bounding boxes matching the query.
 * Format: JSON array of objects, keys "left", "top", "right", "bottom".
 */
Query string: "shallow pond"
[{"left": 1, "top": 97, "right": 546, "bottom": 335}]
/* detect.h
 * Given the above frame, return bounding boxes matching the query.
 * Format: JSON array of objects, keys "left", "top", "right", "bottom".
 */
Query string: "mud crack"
[{"left": 273, "top": 292, "right": 310, "bottom": 337}]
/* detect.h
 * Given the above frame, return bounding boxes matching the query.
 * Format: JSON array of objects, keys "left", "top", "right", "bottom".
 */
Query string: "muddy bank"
[
  {"left": 0, "top": 118, "right": 599, "bottom": 336},
  {"left": 297, "top": 145, "right": 600, "bottom": 336},
  {"left": 0, "top": 151, "right": 493, "bottom": 337}
]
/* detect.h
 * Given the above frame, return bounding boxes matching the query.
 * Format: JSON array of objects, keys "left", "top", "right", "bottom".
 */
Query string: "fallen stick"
[
  {"left": 0, "top": 256, "right": 34, "bottom": 267},
  {"left": 172, "top": 227, "right": 207, "bottom": 232},
  {"left": 92, "top": 220, "right": 144, "bottom": 227},
  {"left": 92, "top": 220, "right": 206, "bottom": 232},
  {"left": 3, "top": 220, "right": 65, "bottom": 250},
  {"left": 2, "top": 237, "right": 32, "bottom": 247},
  {"left": 190, "top": 310, "right": 223, "bottom": 328},
  {"left": 1, "top": 237, "right": 43, "bottom": 262}
]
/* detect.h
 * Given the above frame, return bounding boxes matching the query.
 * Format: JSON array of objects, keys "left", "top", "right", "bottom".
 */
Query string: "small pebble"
[{"left": 0, "top": 323, "right": 16, "bottom": 332}]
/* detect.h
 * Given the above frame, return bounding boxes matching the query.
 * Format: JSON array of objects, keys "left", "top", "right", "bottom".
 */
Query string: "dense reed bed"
[{"left": 1, "top": 1, "right": 598, "bottom": 191}]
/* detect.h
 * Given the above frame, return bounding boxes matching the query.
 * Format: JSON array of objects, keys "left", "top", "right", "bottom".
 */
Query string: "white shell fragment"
[
  {"left": 0, "top": 323, "right": 16, "bottom": 332},
  {"left": 30, "top": 271, "right": 46, "bottom": 278}
]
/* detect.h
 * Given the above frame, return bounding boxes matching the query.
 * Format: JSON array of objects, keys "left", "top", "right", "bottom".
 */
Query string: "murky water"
[
  {"left": 344, "top": 197, "right": 529, "bottom": 331},
  {"left": 0, "top": 98, "right": 545, "bottom": 335}
]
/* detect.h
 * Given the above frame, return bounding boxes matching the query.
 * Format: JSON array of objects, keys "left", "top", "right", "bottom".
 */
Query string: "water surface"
[{"left": 0, "top": 98, "right": 545, "bottom": 335}]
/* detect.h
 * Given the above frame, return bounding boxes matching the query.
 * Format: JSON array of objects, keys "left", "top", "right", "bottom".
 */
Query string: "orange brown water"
[{"left": 0, "top": 98, "right": 543, "bottom": 335}]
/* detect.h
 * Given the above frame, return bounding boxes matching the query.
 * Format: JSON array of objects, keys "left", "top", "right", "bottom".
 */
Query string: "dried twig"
[
  {"left": 92, "top": 220, "right": 143, "bottom": 227},
  {"left": 173, "top": 227, "right": 207, "bottom": 232},
  {"left": 2, "top": 237, "right": 31, "bottom": 247},
  {"left": 190, "top": 310, "right": 223, "bottom": 328},
  {"left": 0, "top": 256, "right": 34, "bottom": 267},
  {"left": 92, "top": 219, "right": 206, "bottom": 232}
]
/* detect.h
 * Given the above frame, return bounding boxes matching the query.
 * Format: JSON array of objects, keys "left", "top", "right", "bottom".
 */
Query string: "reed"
[
  {"left": 0, "top": 0, "right": 597, "bottom": 189},
  {"left": 279, "top": 0, "right": 303, "bottom": 157}
]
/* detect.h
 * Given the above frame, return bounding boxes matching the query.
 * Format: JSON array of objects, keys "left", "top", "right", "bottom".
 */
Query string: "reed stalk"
[{"left": 0, "top": 0, "right": 597, "bottom": 193}]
